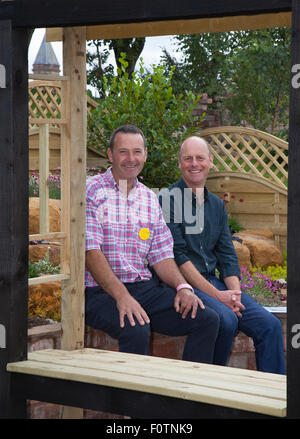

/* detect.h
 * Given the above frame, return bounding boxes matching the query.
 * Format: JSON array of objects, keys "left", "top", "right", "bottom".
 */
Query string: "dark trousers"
[
  {"left": 85, "top": 276, "right": 220, "bottom": 364},
  {"left": 196, "top": 274, "right": 286, "bottom": 374}
]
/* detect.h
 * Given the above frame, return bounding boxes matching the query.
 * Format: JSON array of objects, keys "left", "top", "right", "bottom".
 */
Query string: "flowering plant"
[
  {"left": 240, "top": 266, "right": 286, "bottom": 306},
  {"left": 29, "top": 167, "right": 104, "bottom": 199}
]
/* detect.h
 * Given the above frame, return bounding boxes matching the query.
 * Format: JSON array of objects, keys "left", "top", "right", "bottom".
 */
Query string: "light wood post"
[
  {"left": 60, "top": 26, "right": 87, "bottom": 419},
  {"left": 39, "top": 124, "right": 49, "bottom": 234},
  {"left": 61, "top": 26, "right": 86, "bottom": 351}
]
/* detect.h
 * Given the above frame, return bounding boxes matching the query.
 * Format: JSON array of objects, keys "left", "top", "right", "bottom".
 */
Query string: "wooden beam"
[
  {"left": 287, "top": 0, "right": 300, "bottom": 420},
  {"left": 1, "top": 0, "right": 292, "bottom": 29},
  {"left": 0, "top": 20, "right": 29, "bottom": 418},
  {"left": 39, "top": 124, "right": 49, "bottom": 234},
  {"left": 59, "top": 26, "right": 87, "bottom": 420},
  {"left": 47, "top": 12, "right": 292, "bottom": 41},
  {"left": 60, "top": 27, "right": 86, "bottom": 352}
]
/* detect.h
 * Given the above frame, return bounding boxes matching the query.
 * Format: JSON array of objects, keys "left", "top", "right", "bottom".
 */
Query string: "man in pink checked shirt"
[{"left": 85, "top": 124, "right": 220, "bottom": 362}]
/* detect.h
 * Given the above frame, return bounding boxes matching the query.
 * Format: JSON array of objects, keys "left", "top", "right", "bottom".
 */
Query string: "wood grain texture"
[{"left": 7, "top": 348, "right": 287, "bottom": 417}]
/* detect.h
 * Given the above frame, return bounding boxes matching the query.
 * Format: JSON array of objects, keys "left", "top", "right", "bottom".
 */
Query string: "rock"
[
  {"left": 233, "top": 240, "right": 252, "bottom": 269},
  {"left": 29, "top": 197, "right": 61, "bottom": 234},
  {"left": 234, "top": 232, "right": 283, "bottom": 269},
  {"left": 29, "top": 243, "right": 61, "bottom": 266},
  {"left": 241, "top": 228, "right": 274, "bottom": 240}
]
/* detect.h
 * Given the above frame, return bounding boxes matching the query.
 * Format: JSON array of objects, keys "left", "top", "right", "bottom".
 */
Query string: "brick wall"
[
  {"left": 27, "top": 311, "right": 286, "bottom": 419},
  {"left": 190, "top": 93, "right": 220, "bottom": 129}
]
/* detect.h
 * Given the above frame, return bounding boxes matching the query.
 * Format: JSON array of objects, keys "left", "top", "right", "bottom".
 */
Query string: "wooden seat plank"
[
  {"left": 28, "top": 348, "right": 286, "bottom": 382},
  {"left": 25, "top": 350, "right": 286, "bottom": 400},
  {"left": 7, "top": 349, "right": 286, "bottom": 418}
]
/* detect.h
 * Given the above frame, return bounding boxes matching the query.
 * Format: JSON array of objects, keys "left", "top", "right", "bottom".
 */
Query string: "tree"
[
  {"left": 224, "top": 27, "right": 290, "bottom": 137},
  {"left": 87, "top": 37, "right": 145, "bottom": 98},
  {"left": 160, "top": 29, "right": 291, "bottom": 137},
  {"left": 160, "top": 32, "right": 241, "bottom": 99},
  {"left": 87, "top": 55, "right": 202, "bottom": 188}
]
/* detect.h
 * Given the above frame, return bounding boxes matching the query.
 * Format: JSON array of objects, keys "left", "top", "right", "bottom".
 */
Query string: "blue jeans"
[
  {"left": 195, "top": 274, "right": 286, "bottom": 374},
  {"left": 85, "top": 276, "right": 220, "bottom": 364}
]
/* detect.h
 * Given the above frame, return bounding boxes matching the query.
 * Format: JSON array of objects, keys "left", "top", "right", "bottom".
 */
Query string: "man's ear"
[
  {"left": 208, "top": 154, "right": 214, "bottom": 168},
  {"left": 107, "top": 148, "right": 113, "bottom": 162},
  {"left": 144, "top": 147, "right": 148, "bottom": 161}
]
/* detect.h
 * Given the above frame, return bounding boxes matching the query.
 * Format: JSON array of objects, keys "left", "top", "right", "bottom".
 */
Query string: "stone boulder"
[
  {"left": 232, "top": 239, "right": 252, "bottom": 269},
  {"left": 241, "top": 228, "right": 274, "bottom": 240},
  {"left": 29, "top": 197, "right": 61, "bottom": 234},
  {"left": 234, "top": 230, "right": 283, "bottom": 269},
  {"left": 29, "top": 243, "right": 60, "bottom": 266}
]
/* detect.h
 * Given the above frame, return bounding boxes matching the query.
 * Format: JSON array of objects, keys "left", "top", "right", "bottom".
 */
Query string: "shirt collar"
[
  {"left": 177, "top": 177, "right": 209, "bottom": 200},
  {"left": 104, "top": 166, "right": 140, "bottom": 191}
]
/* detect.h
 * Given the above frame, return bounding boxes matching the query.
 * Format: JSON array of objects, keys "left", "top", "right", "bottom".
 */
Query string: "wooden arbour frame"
[{"left": 0, "top": 0, "right": 299, "bottom": 419}]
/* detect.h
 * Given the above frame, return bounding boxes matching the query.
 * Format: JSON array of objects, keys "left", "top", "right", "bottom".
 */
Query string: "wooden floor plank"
[
  {"left": 7, "top": 360, "right": 286, "bottom": 417},
  {"left": 26, "top": 350, "right": 285, "bottom": 400}
]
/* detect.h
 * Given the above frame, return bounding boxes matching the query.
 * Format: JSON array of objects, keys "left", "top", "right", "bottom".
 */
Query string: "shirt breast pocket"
[{"left": 135, "top": 223, "right": 152, "bottom": 255}]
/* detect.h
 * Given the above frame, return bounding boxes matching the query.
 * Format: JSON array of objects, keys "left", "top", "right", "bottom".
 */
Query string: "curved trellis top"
[{"left": 199, "top": 126, "right": 288, "bottom": 190}]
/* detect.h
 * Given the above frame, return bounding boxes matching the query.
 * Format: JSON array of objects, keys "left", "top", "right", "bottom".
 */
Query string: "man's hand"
[
  {"left": 216, "top": 290, "right": 245, "bottom": 318},
  {"left": 116, "top": 293, "right": 150, "bottom": 328},
  {"left": 174, "top": 289, "right": 205, "bottom": 319}
]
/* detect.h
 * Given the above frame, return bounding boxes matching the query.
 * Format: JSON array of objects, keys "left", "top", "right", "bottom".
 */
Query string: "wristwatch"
[{"left": 176, "top": 283, "right": 194, "bottom": 293}]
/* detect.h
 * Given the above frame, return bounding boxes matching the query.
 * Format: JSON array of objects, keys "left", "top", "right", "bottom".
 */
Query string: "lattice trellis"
[
  {"left": 28, "top": 80, "right": 98, "bottom": 130},
  {"left": 199, "top": 126, "right": 288, "bottom": 189}
]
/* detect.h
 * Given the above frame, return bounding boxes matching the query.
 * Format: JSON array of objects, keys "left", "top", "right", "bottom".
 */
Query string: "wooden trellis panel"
[
  {"left": 199, "top": 126, "right": 288, "bottom": 189},
  {"left": 28, "top": 79, "right": 105, "bottom": 170},
  {"left": 199, "top": 126, "right": 288, "bottom": 249},
  {"left": 28, "top": 75, "right": 71, "bottom": 287}
]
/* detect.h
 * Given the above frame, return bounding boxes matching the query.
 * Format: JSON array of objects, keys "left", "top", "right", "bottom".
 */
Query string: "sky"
[{"left": 28, "top": 28, "right": 180, "bottom": 76}]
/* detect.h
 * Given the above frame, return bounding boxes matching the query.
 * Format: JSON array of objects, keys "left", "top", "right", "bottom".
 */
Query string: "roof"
[{"left": 33, "top": 35, "right": 60, "bottom": 67}]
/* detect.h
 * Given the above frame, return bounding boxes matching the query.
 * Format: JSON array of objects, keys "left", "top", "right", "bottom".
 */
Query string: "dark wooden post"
[
  {"left": 287, "top": 0, "right": 300, "bottom": 420},
  {"left": 0, "top": 20, "right": 29, "bottom": 418}
]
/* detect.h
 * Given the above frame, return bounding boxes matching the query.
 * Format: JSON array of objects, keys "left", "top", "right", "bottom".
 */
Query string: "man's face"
[
  {"left": 178, "top": 137, "right": 213, "bottom": 188},
  {"left": 108, "top": 132, "right": 147, "bottom": 185}
]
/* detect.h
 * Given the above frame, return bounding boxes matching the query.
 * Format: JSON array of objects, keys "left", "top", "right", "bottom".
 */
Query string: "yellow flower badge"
[{"left": 139, "top": 227, "right": 150, "bottom": 241}]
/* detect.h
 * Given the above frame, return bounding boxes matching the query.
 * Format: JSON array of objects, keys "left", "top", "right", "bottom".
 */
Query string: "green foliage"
[
  {"left": 29, "top": 258, "right": 60, "bottom": 279},
  {"left": 87, "top": 54, "right": 202, "bottom": 188},
  {"left": 224, "top": 28, "right": 290, "bottom": 137},
  {"left": 228, "top": 217, "right": 244, "bottom": 234},
  {"left": 161, "top": 32, "right": 238, "bottom": 100},
  {"left": 161, "top": 28, "right": 290, "bottom": 137},
  {"left": 87, "top": 38, "right": 145, "bottom": 98},
  {"left": 28, "top": 261, "right": 42, "bottom": 278},
  {"left": 240, "top": 266, "right": 286, "bottom": 307},
  {"left": 251, "top": 262, "right": 287, "bottom": 282}
]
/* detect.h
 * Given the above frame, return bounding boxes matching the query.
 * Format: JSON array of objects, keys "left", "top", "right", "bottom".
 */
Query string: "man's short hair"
[
  {"left": 109, "top": 125, "right": 146, "bottom": 151},
  {"left": 179, "top": 136, "right": 213, "bottom": 157}
]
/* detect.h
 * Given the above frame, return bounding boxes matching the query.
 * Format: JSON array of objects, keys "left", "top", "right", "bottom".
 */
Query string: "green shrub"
[{"left": 87, "top": 54, "right": 202, "bottom": 189}]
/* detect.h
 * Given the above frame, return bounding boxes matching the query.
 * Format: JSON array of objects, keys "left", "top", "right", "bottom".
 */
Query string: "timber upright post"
[
  {"left": 0, "top": 20, "right": 29, "bottom": 418},
  {"left": 59, "top": 27, "right": 87, "bottom": 419},
  {"left": 288, "top": 0, "right": 300, "bottom": 420}
]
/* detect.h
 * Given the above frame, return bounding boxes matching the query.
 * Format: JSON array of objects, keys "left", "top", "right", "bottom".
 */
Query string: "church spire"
[{"left": 32, "top": 34, "right": 60, "bottom": 75}]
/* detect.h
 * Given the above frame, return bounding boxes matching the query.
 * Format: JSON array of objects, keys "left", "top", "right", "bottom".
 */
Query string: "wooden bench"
[{"left": 7, "top": 348, "right": 286, "bottom": 419}]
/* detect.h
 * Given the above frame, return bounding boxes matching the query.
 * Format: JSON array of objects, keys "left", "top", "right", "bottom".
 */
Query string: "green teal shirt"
[{"left": 158, "top": 178, "right": 240, "bottom": 280}]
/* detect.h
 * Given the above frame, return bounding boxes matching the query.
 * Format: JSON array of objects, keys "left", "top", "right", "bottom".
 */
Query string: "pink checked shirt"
[{"left": 85, "top": 167, "right": 174, "bottom": 286}]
